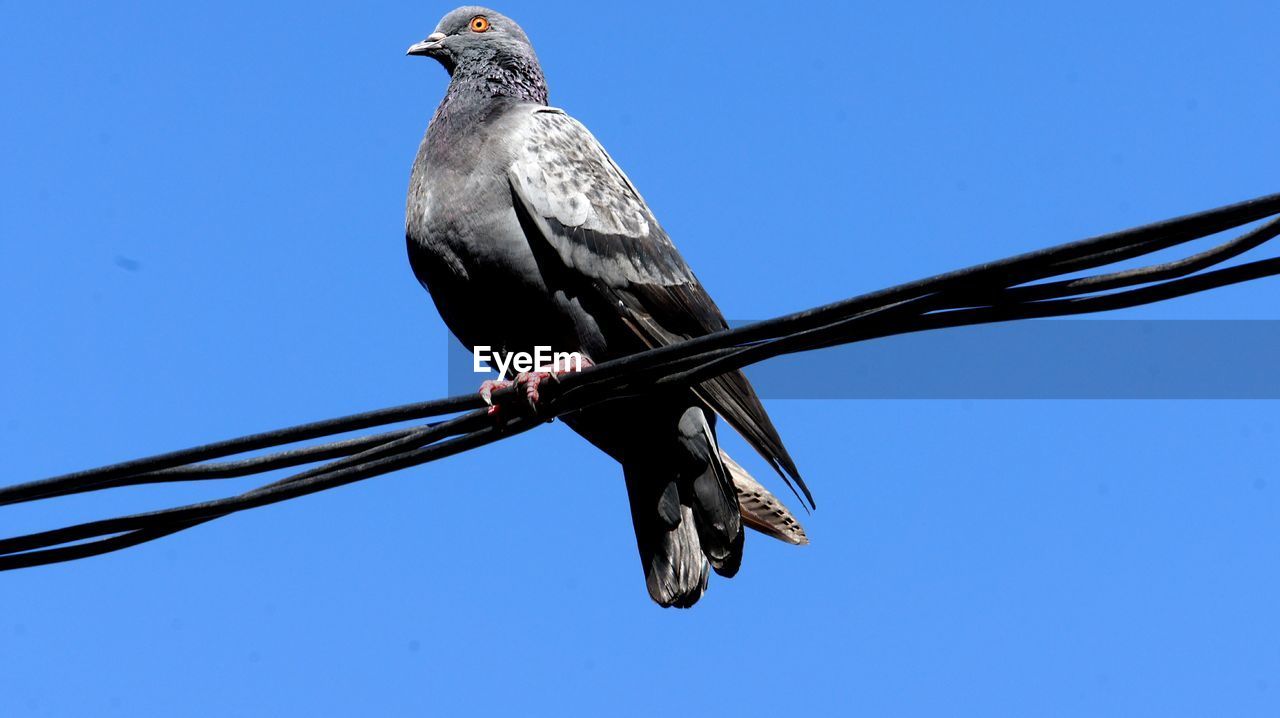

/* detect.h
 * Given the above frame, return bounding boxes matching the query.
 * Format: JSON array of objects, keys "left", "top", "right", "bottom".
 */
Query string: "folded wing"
[{"left": 506, "top": 107, "right": 814, "bottom": 510}]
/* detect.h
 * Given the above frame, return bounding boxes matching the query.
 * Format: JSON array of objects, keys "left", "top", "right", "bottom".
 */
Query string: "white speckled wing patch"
[{"left": 508, "top": 107, "right": 694, "bottom": 287}]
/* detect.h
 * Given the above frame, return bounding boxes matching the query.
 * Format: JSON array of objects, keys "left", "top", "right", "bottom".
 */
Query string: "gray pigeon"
[{"left": 405, "top": 6, "right": 812, "bottom": 607}]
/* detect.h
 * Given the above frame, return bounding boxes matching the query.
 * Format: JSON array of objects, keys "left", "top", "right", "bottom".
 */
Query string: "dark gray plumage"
[{"left": 405, "top": 6, "right": 812, "bottom": 607}]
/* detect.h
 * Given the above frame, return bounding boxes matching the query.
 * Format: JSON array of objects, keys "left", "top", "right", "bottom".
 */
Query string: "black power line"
[{"left": 2, "top": 192, "right": 1279, "bottom": 569}]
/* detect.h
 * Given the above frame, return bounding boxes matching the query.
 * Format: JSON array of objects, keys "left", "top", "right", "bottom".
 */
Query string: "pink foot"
[
  {"left": 514, "top": 370, "right": 554, "bottom": 407},
  {"left": 479, "top": 379, "right": 513, "bottom": 415},
  {"left": 477, "top": 356, "right": 594, "bottom": 416}
]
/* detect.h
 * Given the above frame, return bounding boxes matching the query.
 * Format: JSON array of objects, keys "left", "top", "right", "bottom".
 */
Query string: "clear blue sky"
[{"left": 2, "top": 2, "right": 1279, "bottom": 716}]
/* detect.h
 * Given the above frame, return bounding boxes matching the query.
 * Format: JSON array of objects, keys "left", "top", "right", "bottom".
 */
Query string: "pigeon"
[{"left": 405, "top": 6, "right": 812, "bottom": 607}]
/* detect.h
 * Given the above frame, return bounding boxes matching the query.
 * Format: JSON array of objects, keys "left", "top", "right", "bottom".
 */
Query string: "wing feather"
[{"left": 507, "top": 107, "right": 814, "bottom": 509}]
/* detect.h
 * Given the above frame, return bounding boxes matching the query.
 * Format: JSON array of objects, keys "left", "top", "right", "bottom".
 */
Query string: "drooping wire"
[{"left": 1, "top": 192, "right": 1278, "bottom": 570}]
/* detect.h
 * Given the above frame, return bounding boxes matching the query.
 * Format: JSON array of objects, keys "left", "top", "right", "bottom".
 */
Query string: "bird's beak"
[{"left": 406, "top": 32, "right": 448, "bottom": 57}]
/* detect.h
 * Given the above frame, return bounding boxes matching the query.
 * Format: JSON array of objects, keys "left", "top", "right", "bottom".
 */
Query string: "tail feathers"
[
  {"left": 709, "top": 525, "right": 745, "bottom": 578},
  {"left": 624, "top": 464, "right": 709, "bottom": 608},
  {"left": 622, "top": 407, "right": 744, "bottom": 608},
  {"left": 645, "top": 504, "right": 709, "bottom": 608},
  {"left": 676, "top": 407, "right": 743, "bottom": 578},
  {"left": 721, "top": 451, "right": 810, "bottom": 546}
]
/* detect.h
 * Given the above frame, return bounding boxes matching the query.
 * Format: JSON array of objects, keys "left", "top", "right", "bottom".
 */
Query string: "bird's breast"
[{"left": 407, "top": 148, "right": 579, "bottom": 357}]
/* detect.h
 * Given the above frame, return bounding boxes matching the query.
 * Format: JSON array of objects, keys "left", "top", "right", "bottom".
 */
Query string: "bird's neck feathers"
[{"left": 442, "top": 50, "right": 549, "bottom": 108}]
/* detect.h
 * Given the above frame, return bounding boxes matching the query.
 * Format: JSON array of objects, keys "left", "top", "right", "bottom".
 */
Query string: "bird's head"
[{"left": 407, "top": 6, "right": 537, "bottom": 75}]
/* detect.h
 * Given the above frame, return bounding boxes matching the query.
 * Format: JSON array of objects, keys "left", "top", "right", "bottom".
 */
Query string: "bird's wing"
[{"left": 507, "top": 107, "right": 813, "bottom": 509}]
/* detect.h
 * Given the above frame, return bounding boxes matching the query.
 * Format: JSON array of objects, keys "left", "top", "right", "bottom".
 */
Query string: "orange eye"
[{"left": 470, "top": 16, "right": 490, "bottom": 33}]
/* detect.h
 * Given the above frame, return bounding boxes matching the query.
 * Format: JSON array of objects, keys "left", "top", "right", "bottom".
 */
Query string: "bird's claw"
[
  {"left": 515, "top": 371, "right": 552, "bottom": 411},
  {"left": 479, "top": 379, "right": 513, "bottom": 415},
  {"left": 476, "top": 373, "right": 553, "bottom": 417},
  {"left": 477, "top": 356, "right": 593, "bottom": 418}
]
